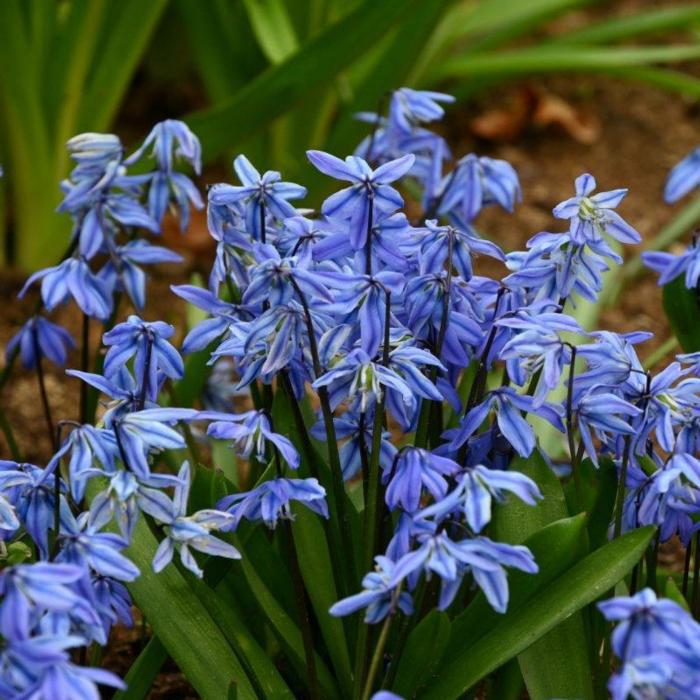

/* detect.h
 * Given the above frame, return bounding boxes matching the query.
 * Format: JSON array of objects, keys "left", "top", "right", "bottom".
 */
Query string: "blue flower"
[
  {"left": 552, "top": 173, "right": 640, "bottom": 246},
  {"left": 311, "top": 410, "right": 397, "bottom": 480},
  {"left": 384, "top": 447, "right": 460, "bottom": 513},
  {"left": 665, "top": 146, "right": 700, "bottom": 203},
  {"left": 243, "top": 243, "right": 334, "bottom": 308},
  {"left": 307, "top": 150, "right": 414, "bottom": 249},
  {"left": 6, "top": 315, "right": 75, "bottom": 369},
  {"left": 103, "top": 316, "right": 184, "bottom": 401},
  {"left": 391, "top": 529, "right": 538, "bottom": 612},
  {"left": 171, "top": 284, "right": 245, "bottom": 354},
  {"left": 643, "top": 237, "right": 700, "bottom": 290},
  {"left": 217, "top": 477, "right": 328, "bottom": 530},
  {"left": 387, "top": 89, "right": 455, "bottom": 135},
  {"left": 574, "top": 389, "right": 642, "bottom": 466},
  {"left": 147, "top": 462, "right": 240, "bottom": 578},
  {"left": 439, "top": 154, "right": 521, "bottom": 224},
  {"left": 0, "top": 562, "right": 86, "bottom": 640},
  {"left": 20, "top": 257, "right": 113, "bottom": 319},
  {"left": 416, "top": 219, "right": 505, "bottom": 280},
  {"left": 329, "top": 555, "right": 413, "bottom": 624},
  {"left": 448, "top": 387, "right": 564, "bottom": 459},
  {"left": 599, "top": 588, "right": 700, "bottom": 699},
  {"left": 125, "top": 119, "right": 201, "bottom": 175},
  {"left": 420, "top": 465, "right": 542, "bottom": 533},
  {"left": 0, "top": 461, "right": 65, "bottom": 559},
  {"left": 209, "top": 155, "right": 306, "bottom": 239},
  {"left": 202, "top": 409, "right": 300, "bottom": 468},
  {"left": 57, "top": 506, "right": 139, "bottom": 582},
  {"left": 99, "top": 240, "right": 182, "bottom": 311},
  {"left": 497, "top": 311, "right": 583, "bottom": 406},
  {"left": 108, "top": 408, "right": 196, "bottom": 480}
]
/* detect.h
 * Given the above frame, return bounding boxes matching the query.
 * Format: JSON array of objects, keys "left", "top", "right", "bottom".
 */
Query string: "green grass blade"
[
  {"left": 78, "top": 0, "right": 169, "bottom": 132},
  {"left": 185, "top": 0, "right": 426, "bottom": 162},
  {"left": 53, "top": 0, "right": 110, "bottom": 182},
  {"left": 176, "top": 0, "right": 264, "bottom": 101},
  {"left": 113, "top": 636, "right": 168, "bottom": 700},
  {"left": 420, "top": 526, "right": 655, "bottom": 700},
  {"left": 550, "top": 4, "right": 700, "bottom": 45},
  {"left": 189, "top": 575, "right": 296, "bottom": 698},
  {"left": 242, "top": 0, "right": 299, "bottom": 64},
  {"left": 432, "top": 44, "right": 700, "bottom": 82}
]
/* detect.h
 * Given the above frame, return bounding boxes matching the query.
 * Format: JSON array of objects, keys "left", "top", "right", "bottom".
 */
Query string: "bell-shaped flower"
[
  {"left": 217, "top": 477, "right": 328, "bottom": 531},
  {"left": 201, "top": 409, "right": 300, "bottom": 468},
  {"left": 664, "top": 146, "right": 700, "bottom": 203},
  {"left": 57, "top": 507, "right": 139, "bottom": 582},
  {"left": 20, "top": 257, "right": 113, "bottom": 320},
  {"left": 384, "top": 447, "right": 460, "bottom": 513},
  {"left": 439, "top": 154, "right": 521, "bottom": 224},
  {"left": 103, "top": 316, "right": 183, "bottom": 401},
  {"left": 99, "top": 240, "right": 182, "bottom": 311},
  {"left": 420, "top": 465, "right": 542, "bottom": 533},
  {"left": 448, "top": 387, "right": 564, "bottom": 458},
  {"left": 149, "top": 462, "right": 240, "bottom": 578},
  {"left": 209, "top": 155, "right": 306, "bottom": 239},
  {"left": 307, "top": 150, "right": 414, "bottom": 249},
  {"left": 643, "top": 237, "right": 700, "bottom": 290},
  {"left": 329, "top": 555, "right": 413, "bottom": 624},
  {"left": 6, "top": 315, "right": 75, "bottom": 369}
]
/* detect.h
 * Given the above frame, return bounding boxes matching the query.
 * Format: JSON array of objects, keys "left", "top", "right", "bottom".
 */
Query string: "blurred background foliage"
[{"left": 2, "top": 0, "right": 700, "bottom": 269}]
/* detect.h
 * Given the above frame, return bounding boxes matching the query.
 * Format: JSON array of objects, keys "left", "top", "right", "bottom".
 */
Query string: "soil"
[{"left": 2, "top": 4, "right": 700, "bottom": 697}]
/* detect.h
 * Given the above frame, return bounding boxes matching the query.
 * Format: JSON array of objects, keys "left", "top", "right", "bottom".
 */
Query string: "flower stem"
[
  {"left": 284, "top": 517, "right": 320, "bottom": 700},
  {"left": 683, "top": 539, "right": 693, "bottom": 597},
  {"left": 565, "top": 344, "right": 583, "bottom": 512},
  {"left": 79, "top": 313, "right": 90, "bottom": 423},
  {"left": 360, "top": 606, "right": 394, "bottom": 700},
  {"left": 32, "top": 328, "right": 57, "bottom": 452},
  {"left": 692, "top": 532, "right": 700, "bottom": 617},
  {"left": 137, "top": 333, "right": 154, "bottom": 411},
  {"left": 290, "top": 279, "right": 355, "bottom": 580},
  {"left": 364, "top": 193, "right": 375, "bottom": 276},
  {"left": 613, "top": 437, "right": 631, "bottom": 539}
]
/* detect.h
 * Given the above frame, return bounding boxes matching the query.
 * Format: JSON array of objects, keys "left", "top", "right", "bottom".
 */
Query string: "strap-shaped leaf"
[
  {"left": 242, "top": 0, "right": 299, "bottom": 64},
  {"left": 113, "top": 637, "right": 168, "bottom": 700},
  {"left": 420, "top": 525, "right": 655, "bottom": 699},
  {"left": 493, "top": 452, "right": 593, "bottom": 700},
  {"left": 123, "top": 517, "right": 258, "bottom": 700},
  {"left": 185, "top": 0, "right": 429, "bottom": 161}
]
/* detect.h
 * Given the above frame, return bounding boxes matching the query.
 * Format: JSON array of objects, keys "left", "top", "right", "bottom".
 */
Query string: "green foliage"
[
  {"left": 5, "top": 1, "right": 700, "bottom": 268},
  {"left": 663, "top": 275, "right": 700, "bottom": 352}
]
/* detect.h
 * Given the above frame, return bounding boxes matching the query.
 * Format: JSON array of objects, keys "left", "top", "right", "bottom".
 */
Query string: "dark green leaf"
[
  {"left": 392, "top": 610, "right": 451, "bottom": 696},
  {"left": 123, "top": 517, "right": 258, "bottom": 699},
  {"left": 113, "top": 637, "right": 168, "bottom": 700},
  {"left": 186, "top": 0, "right": 431, "bottom": 161},
  {"left": 663, "top": 275, "right": 700, "bottom": 352},
  {"left": 421, "top": 526, "right": 655, "bottom": 700},
  {"left": 493, "top": 452, "right": 593, "bottom": 700}
]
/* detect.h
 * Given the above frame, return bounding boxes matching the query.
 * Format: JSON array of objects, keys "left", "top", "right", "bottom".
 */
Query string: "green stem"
[
  {"left": 360, "top": 606, "right": 395, "bottom": 700},
  {"left": 612, "top": 438, "right": 631, "bottom": 539},
  {"left": 290, "top": 278, "right": 354, "bottom": 583}
]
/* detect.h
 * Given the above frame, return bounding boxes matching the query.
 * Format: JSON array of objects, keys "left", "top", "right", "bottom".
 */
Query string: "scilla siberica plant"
[{"left": 2, "top": 87, "right": 700, "bottom": 700}]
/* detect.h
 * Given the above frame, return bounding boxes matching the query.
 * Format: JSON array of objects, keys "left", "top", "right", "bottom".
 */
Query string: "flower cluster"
[
  {"left": 3, "top": 87, "right": 700, "bottom": 699},
  {"left": 600, "top": 589, "right": 700, "bottom": 699}
]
